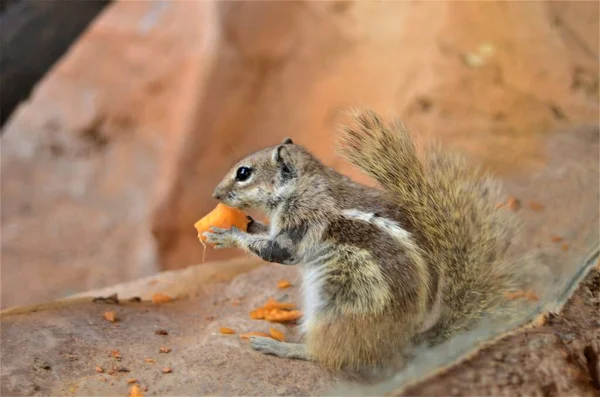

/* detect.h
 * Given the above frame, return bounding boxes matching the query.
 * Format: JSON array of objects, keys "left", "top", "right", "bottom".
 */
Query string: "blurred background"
[{"left": 1, "top": 0, "right": 598, "bottom": 310}]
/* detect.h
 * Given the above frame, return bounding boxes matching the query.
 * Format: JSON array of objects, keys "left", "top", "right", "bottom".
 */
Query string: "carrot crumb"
[
  {"left": 159, "top": 347, "right": 171, "bottom": 353},
  {"left": 551, "top": 235, "right": 563, "bottom": 243},
  {"left": 111, "top": 350, "right": 121, "bottom": 359},
  {"left": 263, "top": 298, "right": 296, "bottom": 310},
  {"left": 127, "top": 378, "right": 138, "bottom": 384},
  {"left": 95, "top": 366, "right": 104, "bottom": 373},
  {"left": 129, "top": 384, "right": 144, "bottom": 397},
  {"left": 528, "top": 201, "right": 545, "bottom": 212},
  {"left": 103, "top": 311, "right": 117, "bottom": 322},
  {"left": 155, "top": 329, "right": 168, "bottom": 335},
  {"left": 269, "top": 327, "right": 285, "bottom": 341},
  {"left": 507, "top": 197, "right": 520, "bottom": 211},
  {"left": 264, "top": 310, "right": 303, "bottom": 323},
  {"left": 162, "top": 367, "right": 172, "bottom": 374},
  {"left": 277, "top": 280, "right": 293, "bottom": 289},
  {"left": 239, "top": 331, "right": 272, "bottom": 340},
  {"left": 144, "top": 358, "right": 155, "bottom": 364},
  {"left": 151, "top": 293, "right": 173, "bottom": 304},
  {"left": 219, "top": 327, "right": 236, "bottom": 335},
  {"left": 561, "top": 243, "right": 569, "bottom": 252}
]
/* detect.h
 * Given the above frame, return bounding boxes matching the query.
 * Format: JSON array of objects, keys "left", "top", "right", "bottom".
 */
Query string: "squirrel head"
[{"left": 212, "top": 138, "right": 319, "bottom": 214}]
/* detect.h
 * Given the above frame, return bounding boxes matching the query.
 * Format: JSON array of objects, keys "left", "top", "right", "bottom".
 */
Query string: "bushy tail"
[{"left": 337, "top": 109, "right": 521, "bottom": 337}]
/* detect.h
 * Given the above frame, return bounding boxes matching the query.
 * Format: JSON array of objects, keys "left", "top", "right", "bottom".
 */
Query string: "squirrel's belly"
[{"left": 299, "top": 265, "right": 325, "bottom": 335}]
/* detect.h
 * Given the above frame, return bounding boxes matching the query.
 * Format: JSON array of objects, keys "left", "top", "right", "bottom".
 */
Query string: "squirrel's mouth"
[{"left": 217, "top": 193, "right": 244, "bottom": 210}]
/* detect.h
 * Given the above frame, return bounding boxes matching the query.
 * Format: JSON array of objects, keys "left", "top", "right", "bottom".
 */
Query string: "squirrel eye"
[{"left": 235, "top": 166, "right": 252, "bottom": 182}]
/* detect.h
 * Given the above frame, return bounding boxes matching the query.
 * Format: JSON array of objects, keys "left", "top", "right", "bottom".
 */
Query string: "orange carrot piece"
[
  {"left": 130, "top": 384, "right": 144, "bottom": 397},
  {"left": 269, "top": 327, "right": 285, "bottom": 341},
  {"left": 264, "top": 310, "right": 303, "bottom": 323},
  {"left": 263, "top": 298, "right": 296, "bottom": 311},
  {"left": 151, "top": 293, "right": 173, "bottom": 304},
  {"left": 276, "top": 280, "right": 293, "bottom": 289},
  {"left": 194, "top": 203, "right": 249, "bottom": 243},
  {"left": 239, "top": 331, "right": 272, "bottom": 340},
  {"left": 219, "top": 327, "right": 236, "bottom": 335}
]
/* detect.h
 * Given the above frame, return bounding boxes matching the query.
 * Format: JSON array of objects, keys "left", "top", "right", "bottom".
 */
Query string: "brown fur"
[
  {"left": 338, "top": 109, "right": 521, "bottom": 338},
  {"left": 207, "top": 110, "right": 521, "bottom": 371}
]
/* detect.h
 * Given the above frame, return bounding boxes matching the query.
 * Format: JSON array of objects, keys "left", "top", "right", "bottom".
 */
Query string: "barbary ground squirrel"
[{"left": 204, "top": 110, "right": 524, "bottom": 371}]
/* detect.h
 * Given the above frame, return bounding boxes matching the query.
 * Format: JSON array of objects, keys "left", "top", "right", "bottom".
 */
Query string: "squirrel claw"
[
  {"left": 202, "top": 227, "right": 238, "bottom": 249},
  {"left": 249, "top": 336, "right": 281, "bottom": 356}
]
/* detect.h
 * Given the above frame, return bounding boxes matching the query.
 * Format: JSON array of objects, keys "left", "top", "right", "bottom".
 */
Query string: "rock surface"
[
  {"left": 0, "top": 0, "right": 213, "bottom": 308},
  {"left": 399, "top": 268, "right": 600, "bottom": 397},
  {"left": 1, "top": 125, "right": 598, "bottom": 396},
  {"left": 1, "top": 0, "right": 598, "bottom": 316},
  {"left": 0, "top": 262, "right": 346, "bottom": 396}
]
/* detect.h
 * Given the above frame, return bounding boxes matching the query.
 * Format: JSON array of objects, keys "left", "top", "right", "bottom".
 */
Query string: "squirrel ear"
[
  {"left": 272, "top": 145, "right": 288, "bottom": 164},
  {"left": 281, "top": 137, "right": 293, "bottom": 145}
]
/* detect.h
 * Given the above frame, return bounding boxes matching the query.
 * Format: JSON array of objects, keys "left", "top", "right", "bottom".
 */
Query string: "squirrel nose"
[{"left": 212, "top": 190, "right": 222, "bottom": 200}]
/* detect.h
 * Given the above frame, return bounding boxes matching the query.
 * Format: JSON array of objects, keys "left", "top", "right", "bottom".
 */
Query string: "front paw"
[
  {"left": 203, "top": 226, "right": 239, "bottom": 249},
  {"left": 249, "top": 336, "right": 281, "bottom": 356}
]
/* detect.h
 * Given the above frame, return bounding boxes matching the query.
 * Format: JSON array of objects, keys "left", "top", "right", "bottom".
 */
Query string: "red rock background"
[{"left": 1, "top": 0, "right": 598, "bottom": 309}]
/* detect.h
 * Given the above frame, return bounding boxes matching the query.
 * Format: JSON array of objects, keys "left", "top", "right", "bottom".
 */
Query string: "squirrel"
[{"left": 204, "top": 109, "right": 522, "bottom": 371}]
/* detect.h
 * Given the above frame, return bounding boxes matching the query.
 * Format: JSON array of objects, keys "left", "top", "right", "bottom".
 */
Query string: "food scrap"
[
  {"left": 263, "top": 298, "right": 296, "bottom": 310},
  {"left": 561, "top": 243, "right": 570, "bottom": 252},
  {"left": 239, "top": 331, "right": 272, "bottom": 340},
  {"left": 144, "top": 358, "right": 155, "bottom": 364},
  {"left": 276, "top": 280, "right": 293, "bottom": 289},
  {"left": 528, "top": 201, "right": 545, "bottom": 212},
  {"left": 155, "top": 329, "right": 169, "bottom": 336},
  {"left": 194, "top": 203, "right": 249, "bottom": 243},
  {"left": 249, "top": 298, "right": 302, "bottom": 323},
  {"left": 103, "top": 311, "right": 117, "bottom": 322},
  {"left": 496, "top": 197, "right": 520, "bottom": 211},
  {"left": 129, "top": 384, "right": 144, "bottom": 397},
  {"left": 162, "top": 367, "right": 172, "bottom": 374},
  {"left": 219, "top": 327, "right": 236, "bottom": 335},
  {"left": 95, "top": 366, "right": 104, "bottom": 373},
  {"left": 159, "top": 347, "right": 171, "bottom": 354},
  {"left": 127, "top": 378, "right": 138, "bottom": 384},
  {"left": 551, "top": 235, "right": 563, "bottom": 243},
  {"left": 507, "top": 197, "right": 520, "bottom": 211},
  {"left": 265, "top": 310, "right": 303, "bottom": 323},
  {"left": 269, "top": 327, "right": 285, "bottom": 341},
  {"left": 151, "top": 293, "right": 173, "bottom": 304},
  {"left": 110, "top": 350, "right": 122, "bottom": 359}
]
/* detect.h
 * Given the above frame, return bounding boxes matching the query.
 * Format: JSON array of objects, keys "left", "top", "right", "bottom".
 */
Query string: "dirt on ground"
[
  {"left": 401, "top": 267, "right": 600, "bottom": 397},
  {"left": 1, "top": 266, "right": 597, "bottom": 396}
]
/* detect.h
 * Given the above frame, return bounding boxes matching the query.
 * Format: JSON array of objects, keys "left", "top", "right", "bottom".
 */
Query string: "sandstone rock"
[
  {"left": 2, "top": 123, "right": 597, "bottom": 396},
  {"left": 0, "top": 0, "right": 212, "bottom": 308},
  {"left": 1, "top": 0, "right": 597, "bottom": 309},
  {"left": 151, "top": 0, "right": 599, "bottom": 270}
]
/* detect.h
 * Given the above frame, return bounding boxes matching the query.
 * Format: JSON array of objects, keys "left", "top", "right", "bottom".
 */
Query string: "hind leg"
[{"left": 249, "top": 337, "right": 313, "bottom": 361}]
